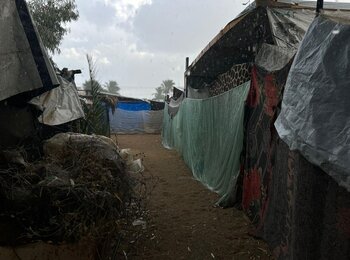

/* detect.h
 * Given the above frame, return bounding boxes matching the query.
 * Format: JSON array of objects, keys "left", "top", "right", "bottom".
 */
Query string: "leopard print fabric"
[{"left": 209, "top": 63, "right": 251, "bottom": 97}]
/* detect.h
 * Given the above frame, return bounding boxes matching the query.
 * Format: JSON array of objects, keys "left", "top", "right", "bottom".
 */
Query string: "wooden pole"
[
  {"left": 185, "top": 57, "right": 189, "bottom": 98},
  {"left": 316, "top": 0, "right": 324, "bottom": 14}
]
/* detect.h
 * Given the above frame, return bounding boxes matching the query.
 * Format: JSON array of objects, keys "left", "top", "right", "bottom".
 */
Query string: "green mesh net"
[{"left": 162, "top": 81, "right": 250, "bottom": 206}]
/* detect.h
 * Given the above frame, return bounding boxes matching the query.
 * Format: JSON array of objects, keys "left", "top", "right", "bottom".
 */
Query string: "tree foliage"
[
  {"left": 104, "top": 80, "right": 120, "bottom": 95},
  {"left": 29, "top": 0, "right": 79, "bottom": 54},
  {"left": 152, "top": 79, "right": 175, "bottom": 101},
  {"left": 79, "top": 55, "right": 109, "bottom": 136},
  {"left": 83, "top": 79, "right": 103, "bottom": 91}
]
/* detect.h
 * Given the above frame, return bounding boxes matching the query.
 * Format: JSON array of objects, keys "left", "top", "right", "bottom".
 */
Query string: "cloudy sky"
[{"left": 53, "top": 0, "right": 248, "bottom": 98}]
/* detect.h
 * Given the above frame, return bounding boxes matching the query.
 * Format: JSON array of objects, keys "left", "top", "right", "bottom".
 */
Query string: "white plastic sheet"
[
  {"left": 168, "top": 94, "right": 184, "bottom": 117},
  {"left": 110, "top": 109, "right": 163, "bottom": 134},
  {"left": 275, "top": 14, "right": 350, "bottom": 191},
  {"left": 29, "top": 76, "right": 85, "bottom": 126}
]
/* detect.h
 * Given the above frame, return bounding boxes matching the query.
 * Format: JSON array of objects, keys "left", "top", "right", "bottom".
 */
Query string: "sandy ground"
[{"left": 117, "top": 134, "right": 273, "bottom": 260}]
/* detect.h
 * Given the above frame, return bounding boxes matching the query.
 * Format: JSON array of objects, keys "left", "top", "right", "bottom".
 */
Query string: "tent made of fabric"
[
  {"left": 171, "top": 1, "right": 350, "bottom": 259},
  {"left": 185, "top": 1, "right": 348, "bottom": 90}
]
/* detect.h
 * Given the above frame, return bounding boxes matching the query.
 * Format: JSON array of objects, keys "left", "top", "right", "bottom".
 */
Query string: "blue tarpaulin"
[{"left": 117, "top": 101, "right": 151, "bottom": 111}]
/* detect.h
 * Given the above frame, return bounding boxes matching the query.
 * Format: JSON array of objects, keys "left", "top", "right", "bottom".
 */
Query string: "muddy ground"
[{"left": 117, "top": 134, "right": 273, "bottom": 260}]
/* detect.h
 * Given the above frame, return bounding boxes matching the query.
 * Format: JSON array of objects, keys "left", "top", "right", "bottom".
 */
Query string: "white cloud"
[
  {"left": 69, "top": 36, "right": 88, "bottom": 43},
  {"left": 62, "top": 47, "right": 85, "bottom": 59},
  {"left": 54, "top": 0, "right": 245, "bottom": 99},
  {"left": 102, "top": 0, "right": 152, "bottom": 22},
  {"left": 99, "top": 57, "right": 111, "bottom": 65},
  {"left": 128, "top": 43, "right": 154, "bottom": 58}
]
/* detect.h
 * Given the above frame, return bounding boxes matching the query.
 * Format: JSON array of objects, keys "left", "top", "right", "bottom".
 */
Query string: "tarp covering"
[
  {"left": 29, "top": 76, "right": 85, "bottom": 126},
  {"left": 109, "top": 109, "right": 163, "bottom": 134},
  {"left": 267, "top": 8, "right": 314, "bottom": 49},
  {"left": 275, "top": 14, "right": 350, "bottom": 191},
  {"left": 162, "top": 81, "right": 250, "bottom": 206},
  {"left": 117, "top": 101, "right": 151, "bottom": 111},
  {"left": 0, "top": 0, "right": 59, "bottom": 101},
  {"left": 255, "top": 43, "right": 295, "bottom": 72}
]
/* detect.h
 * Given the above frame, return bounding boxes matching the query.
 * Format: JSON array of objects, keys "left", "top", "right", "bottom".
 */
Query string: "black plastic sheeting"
[
  {"left": 172, "top": 87, "right": 184, "bottom": 101},
  {"left": 275, "top": 14, "right": 350, "bottom": 192},
  {"left": 150, "top": 100, "right": 165, "bottom": 111}
]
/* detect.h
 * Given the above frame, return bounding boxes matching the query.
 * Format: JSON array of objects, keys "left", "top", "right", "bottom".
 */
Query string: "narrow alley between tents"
[{"left": 117, "top": 135, "right": 272, "bottom": 260}]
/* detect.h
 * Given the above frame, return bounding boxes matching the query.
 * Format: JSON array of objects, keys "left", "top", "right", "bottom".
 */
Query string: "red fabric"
[
  {"left": 264, "top": 74, "right": 278, "bottom": 117},
  {"left": 337, "top": 208, "right": 350, "bottom": 238}
]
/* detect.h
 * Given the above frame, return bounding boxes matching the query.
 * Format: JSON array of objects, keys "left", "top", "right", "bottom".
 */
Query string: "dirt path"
[{"left": 117, "top": 135, "right": 272, "bottom": 260}]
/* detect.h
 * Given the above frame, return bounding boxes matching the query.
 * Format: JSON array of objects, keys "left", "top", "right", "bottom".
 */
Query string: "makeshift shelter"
[
  {"left": 109, "top": 97, "right": 164, "bottom": 134},
  {"left": 163, "top": 0, "right": 350, "bottom": 259},
  {"left": 0, "top": 0, "right": 85, "bottom": 147},
  {"left": 0, "top": 0, "right": 64, "bottom": 148}
]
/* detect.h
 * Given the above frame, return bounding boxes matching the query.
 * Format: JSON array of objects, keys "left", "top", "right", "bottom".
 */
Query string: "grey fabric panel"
[
  {"left": 255, "top": 43, "right": 295, "bottom": 72},
  {"left": 0, "top": 1, "right": 42, "bottom": 100},
  {"left": 275, "top": 14, "right": 350, "bottom": 191},
  {"left": 0, "top": 0, "right": 58, "bottom": 101}
]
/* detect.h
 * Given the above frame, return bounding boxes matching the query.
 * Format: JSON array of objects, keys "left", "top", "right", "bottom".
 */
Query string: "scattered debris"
[
  {"left": 0, "top": 133, "right": 150, "bottom": 258},
  {"left": 132, "top": 219, "right": 147, "bottom": 229},
  {"left": 120, "top": 149, "right": 145, "bottom": 174}
]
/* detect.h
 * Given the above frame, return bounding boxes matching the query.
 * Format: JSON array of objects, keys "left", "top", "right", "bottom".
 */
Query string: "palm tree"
[
  {"left": 83, "top": 79, "right": 103, "bottom": 91},
  {"left": 152, "top": 79, "right": 175, "bottom": 101},
  {"left": 104, "top": 80, "right": 120, "bottom": 95},
  {"left": 153, "top": 86, "right": 165, "bottom": 101},
  {"left": 161, "top": 79, "right": 175, "bottom": 95},
  {"left": 79, "top": 55, "right": 109, "bottom": 136}
]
